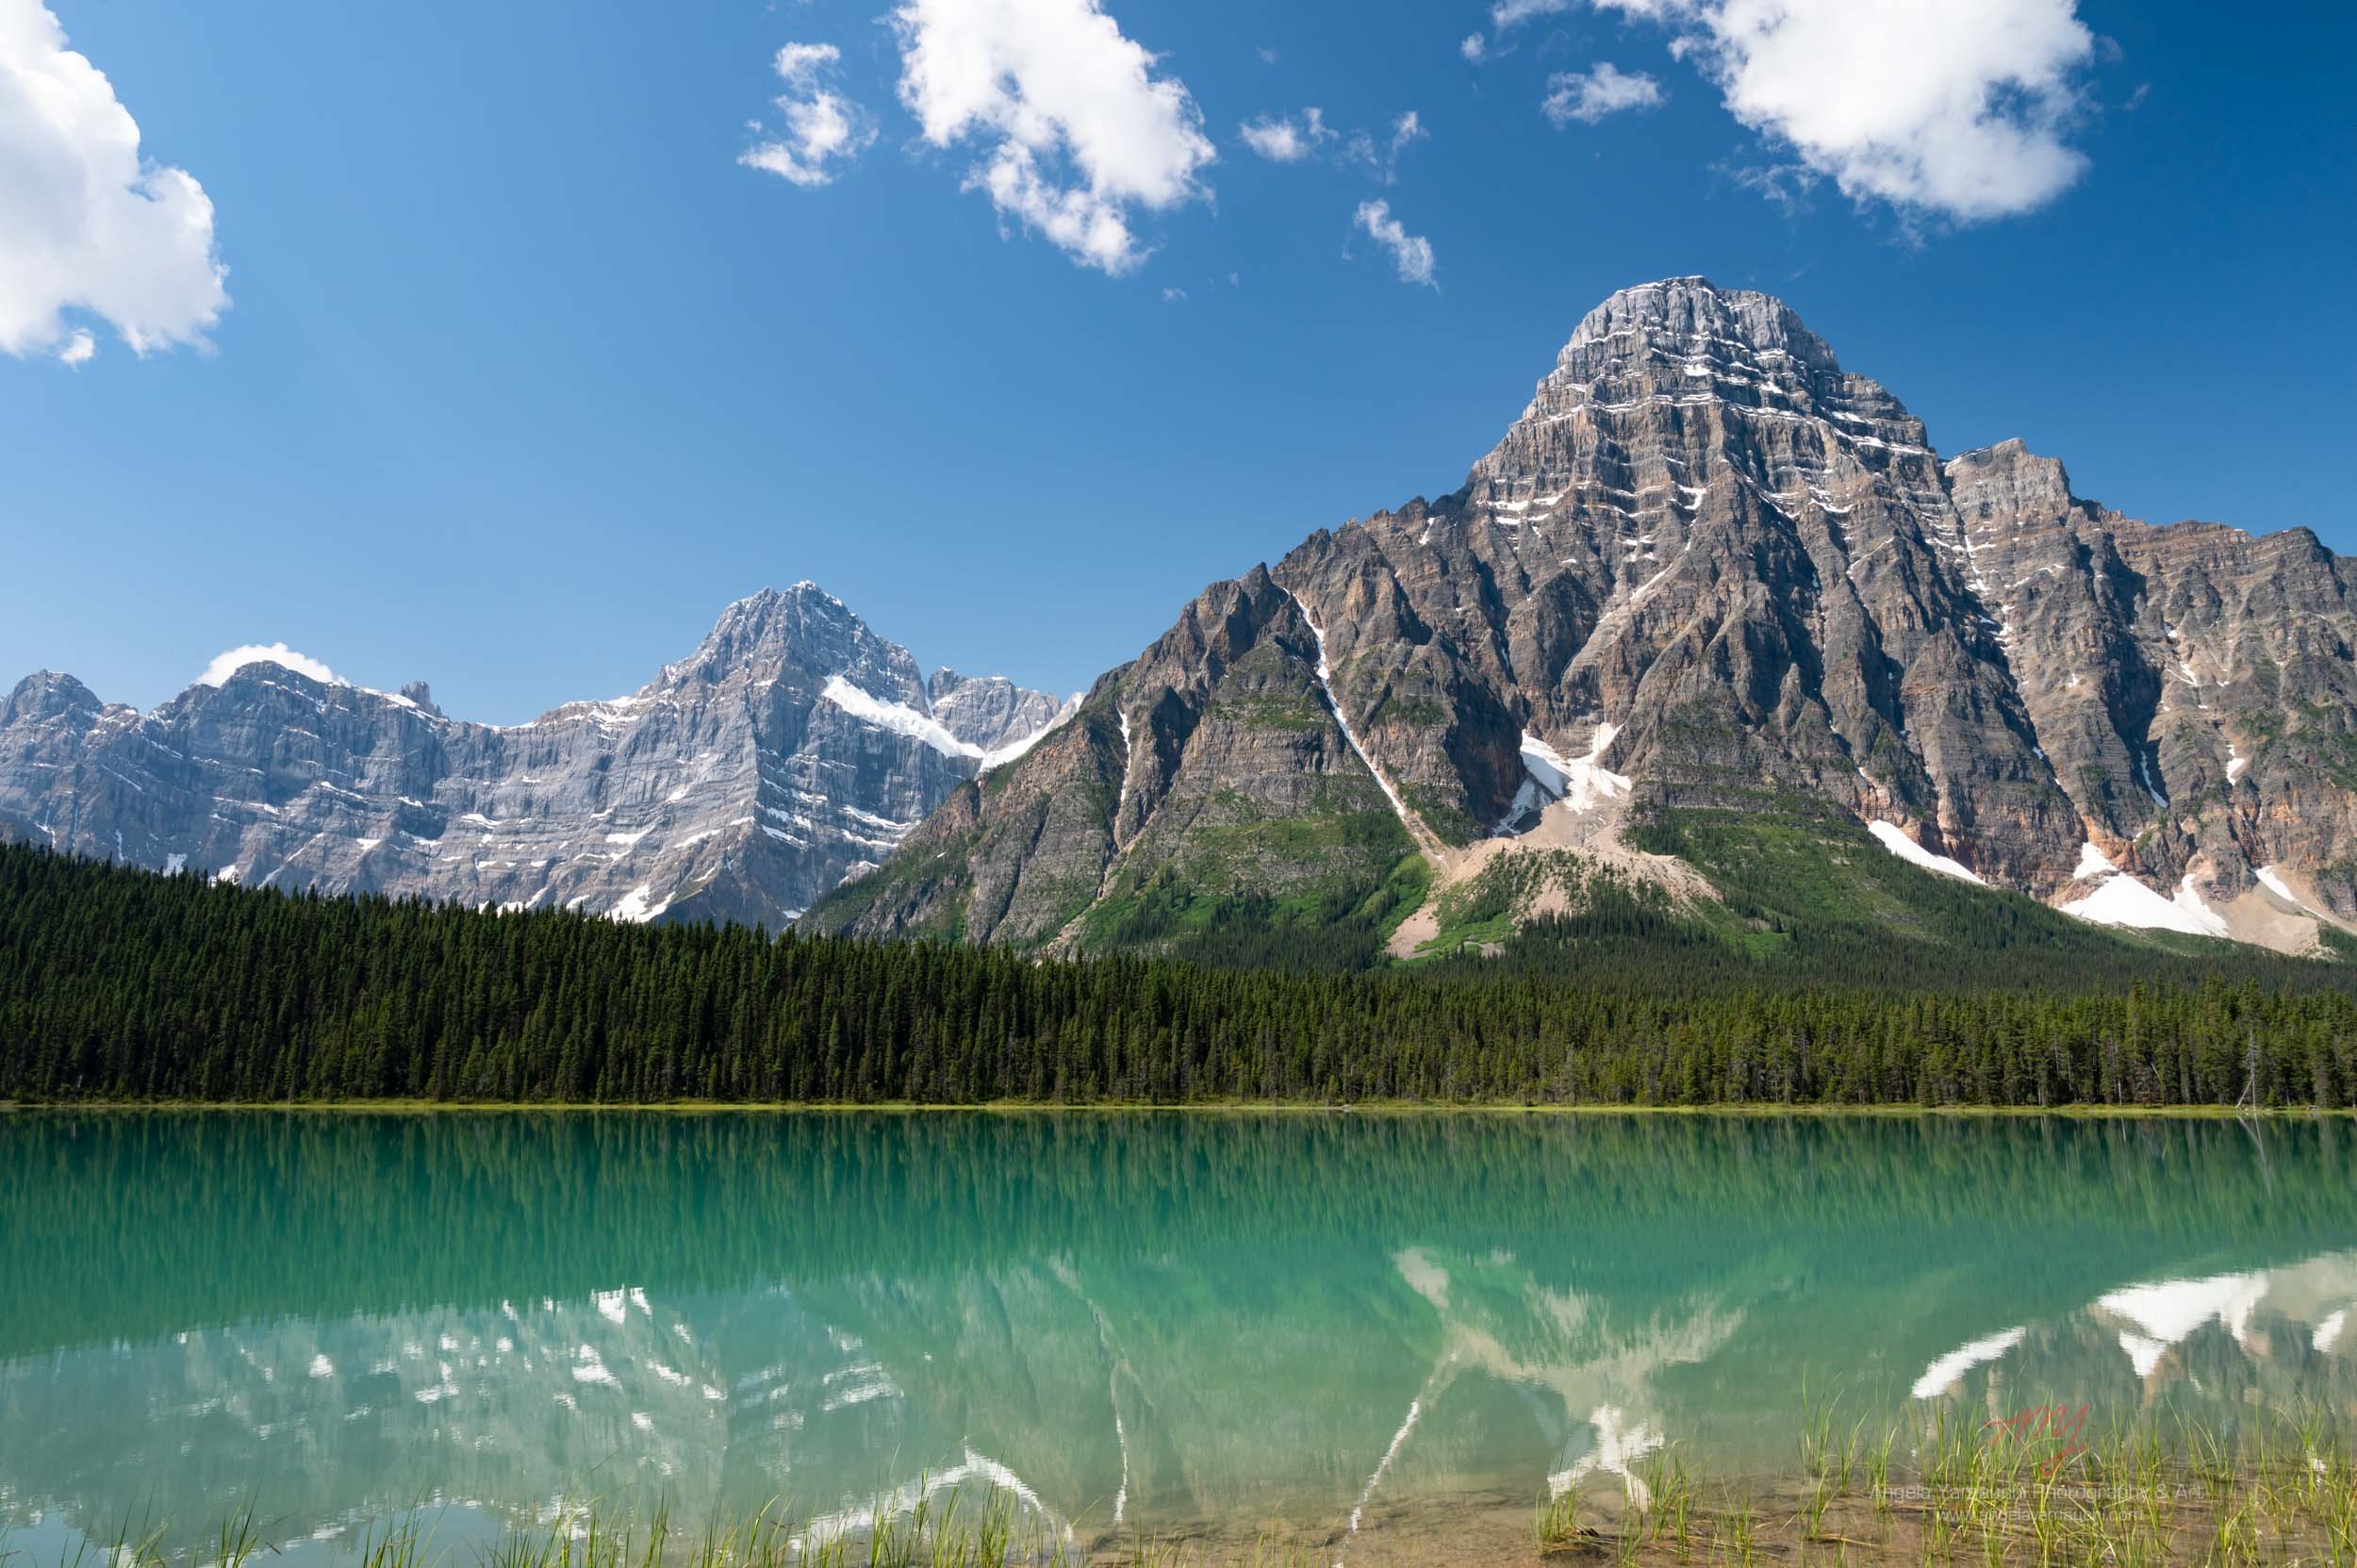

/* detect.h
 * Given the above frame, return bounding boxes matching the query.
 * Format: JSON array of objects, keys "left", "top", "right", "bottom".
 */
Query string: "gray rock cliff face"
[
  {"left": 1944, "top": 439, "right": 2357, "bottom": 917},
  {"left": 818, "top": 278, "right": 2357, "bottom": 950},
  {"left": 928, "top": 668, "right": 1070, "bottom": 752},
  {"left": 826, "top": 569, "right": 1414, "bottom": 949},
  {"left": 0, "top": 584, "right": 1070, "bottom": 928}
]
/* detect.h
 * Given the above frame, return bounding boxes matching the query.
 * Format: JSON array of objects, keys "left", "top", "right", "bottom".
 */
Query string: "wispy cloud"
[
  {"left": 740, "top": 42, "right": 876, "bottom": 189},
  {"left": 1489, "top": 0, "right": 1578, "bottom": 25},
  {"left": 1360, "top": 110, "right": 1427, "bottom": 183},
  {"left": 1239, "top": 107, "right": 1335, "bottom": 163},
  {"left": 1541, "top": 62, "right": 1664, "bottom": 125},
  {"left": 1353, "top": 200, "right": 1435, "bottom": 288},
  {"left": 1716, "top": 158, "right": 1819, "bottom": 218},
  {"left": 1240, "top": 107, "right": 1426, "bottom": 184}
]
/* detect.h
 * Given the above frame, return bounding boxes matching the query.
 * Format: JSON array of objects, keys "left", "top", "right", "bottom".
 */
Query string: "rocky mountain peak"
[
  {"left": 819, "top": 278, "right": 2357, "bottom": 962},
  {"left": 656, "top": 583, "right": 928, "bottom": 708},
  {"left": 176, "top": 659, "right": 347, "bottom": 721},
  {"left": 1558, "top": 276, "right": 1839, "bottom": 376},
  {"left": 1467, "top": 277, "right": 1927, "bottom": 503},
  {"left": 2, "top": 585, "right": 1068, "bottom": 931},
  {"left": 1945, "top": 438, "right": 2081, "bottom": 530},
  {"left": 6, "top": 671, "right": 102, "bottom": 725}
]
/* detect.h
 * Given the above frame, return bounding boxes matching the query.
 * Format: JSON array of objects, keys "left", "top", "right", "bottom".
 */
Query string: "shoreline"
[
  {"left": 2, "top": 1098, "right": 2349, "bottom": 1118},
  {"left": 11, "top": 1415, "right": 2353, "bottom": 1568}
]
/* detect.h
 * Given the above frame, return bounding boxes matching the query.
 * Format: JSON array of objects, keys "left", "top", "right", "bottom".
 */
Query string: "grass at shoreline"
[
  {"left": 2, "top": 1098, "right": 2352, "bottom": 1118},
  {"left": 1549, "top": 1398, "right": 2357, "bottom": 1567},
  {"left": 18, "top": 1406, "right": 2354, "bottom": 1568}
]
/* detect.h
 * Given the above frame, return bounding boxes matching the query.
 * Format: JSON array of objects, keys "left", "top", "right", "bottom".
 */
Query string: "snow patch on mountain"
[
  {"left": 2256, "top": 865, "right": 2317, "bottom": 915},
  {"left": 1503, "top": 726, "right": 1632, "bottom": 835},
  {"left": 1867, "top": 821, "right": 1986, "bottom": 885},
  {"left": 822, "top": 675, "right": 1074, "bottom": 771},
  {"left": 821, "top": 676, "right": 982, "bottom": 759},
  {"left": 2061, "top": 867, "right": 2228, "bottom": 938},
  {"left": 1295, "top": 599, "right": 1418, "bottom": 837},
  {"left": 978, "top": 695, "right": 1081, "bottom": 770},
  {"left": 611, "top": 884, "right": 670, "bottom": 924}
]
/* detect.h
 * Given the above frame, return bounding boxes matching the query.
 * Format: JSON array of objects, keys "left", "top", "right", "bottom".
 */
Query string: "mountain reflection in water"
[{"left": 1, "top": 1112, "right": 2351, "bottom": 1559}]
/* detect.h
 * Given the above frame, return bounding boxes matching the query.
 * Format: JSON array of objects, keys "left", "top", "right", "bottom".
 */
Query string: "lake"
[{"left": 1, "top": 1112, "right": 2352, "bottom": 1564}]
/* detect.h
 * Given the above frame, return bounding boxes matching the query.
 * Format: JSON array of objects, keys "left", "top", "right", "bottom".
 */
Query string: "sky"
[{"left": 3, "top": 0, "right": 2351, "bottom": 724}]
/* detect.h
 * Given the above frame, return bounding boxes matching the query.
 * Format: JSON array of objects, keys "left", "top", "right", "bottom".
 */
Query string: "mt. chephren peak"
[
  {"left": 816, "top": 276, "right": 2357, "bottom": 960},
  {"left": 0, "top": 583, "right": 1075, "bottom": 930}
]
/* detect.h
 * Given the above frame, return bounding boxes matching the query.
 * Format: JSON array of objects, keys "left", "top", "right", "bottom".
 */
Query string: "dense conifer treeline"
[{"left": 4, "top": 844, "right": 2355, "bottom": 1107}]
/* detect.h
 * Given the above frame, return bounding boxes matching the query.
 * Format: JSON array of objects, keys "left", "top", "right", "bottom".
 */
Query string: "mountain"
[
  {"left": 0, "top": 584, "right": 1072, "bottom": 928},
  {"left": 815, "top": 277, "right": 2357, "bottom": 961}
]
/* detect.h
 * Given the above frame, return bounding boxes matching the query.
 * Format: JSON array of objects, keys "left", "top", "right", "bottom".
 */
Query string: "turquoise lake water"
[{"left": 0, "top": 1112, "right": 2351, "bottom": 1560}]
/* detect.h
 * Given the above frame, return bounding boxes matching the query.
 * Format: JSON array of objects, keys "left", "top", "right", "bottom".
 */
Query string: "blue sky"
[{"left": 3, "top": 0, "right": 2350, "bottom": 722}]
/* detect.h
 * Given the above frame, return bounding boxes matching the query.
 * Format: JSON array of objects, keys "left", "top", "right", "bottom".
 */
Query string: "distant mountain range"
[
  {"left": 9, "top": 278, "right": 2356, "bottom": 963},
  {"left": 0, "top": 584, "right": 1073, "bottom": 930},
  {"left": 813, "top": 278, "right": 2357, "bottom": 962}
]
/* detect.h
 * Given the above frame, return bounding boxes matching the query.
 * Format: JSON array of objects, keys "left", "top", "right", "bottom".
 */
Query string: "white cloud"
[
  {"left": 1719, "top": 157, "right": 1818, "bottom": 216},
  {"left": 1542, "top": 62, "right": 1665, "bottom": 125},
  {"left": 57, "top": 326, "right": 93, "bottom": 365},
  {"left": 1238, "top": 117, "right": 1304, "bottom": 160},
  {"left": 1509, "top": 0, "right": 2096, "bottom": 221},
  {"left": 0, "top": 0, "right": 228, "bottom": 360},
  {"left": 772, "top": 42, "right": 840, "bottom": 79},
  {"left": 740, "top": 41, "right": 875, "bottom": 189},
  {"left": 1490, "top": 0, "right": 1576, "bottom": 25},
  {"left": 1353, "top": 200, "right": 1435, "bottom": 288},
  {"left": 1239, "top": 107, "right": 1332, "bottom": 162},
  {"left": 1460, "top": 33, "right": 1491, "bottom": 62},
  {"left": 1382, "top": 109, "right": 1426, "bottom": 170},
  {"left": 1247, "top": 107, "right": 1424, "bottom": 183},
  {"left": 891, "top": 0, "right": 1214, "bottom": 274},
  {"left": 197, "top": 644, "right": 341, "bottom": 690}
]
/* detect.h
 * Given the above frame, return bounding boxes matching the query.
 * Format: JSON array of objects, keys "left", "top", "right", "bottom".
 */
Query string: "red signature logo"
[{"left": 1984, "top": 1402, "right": 2090, "bottom": 1473}]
